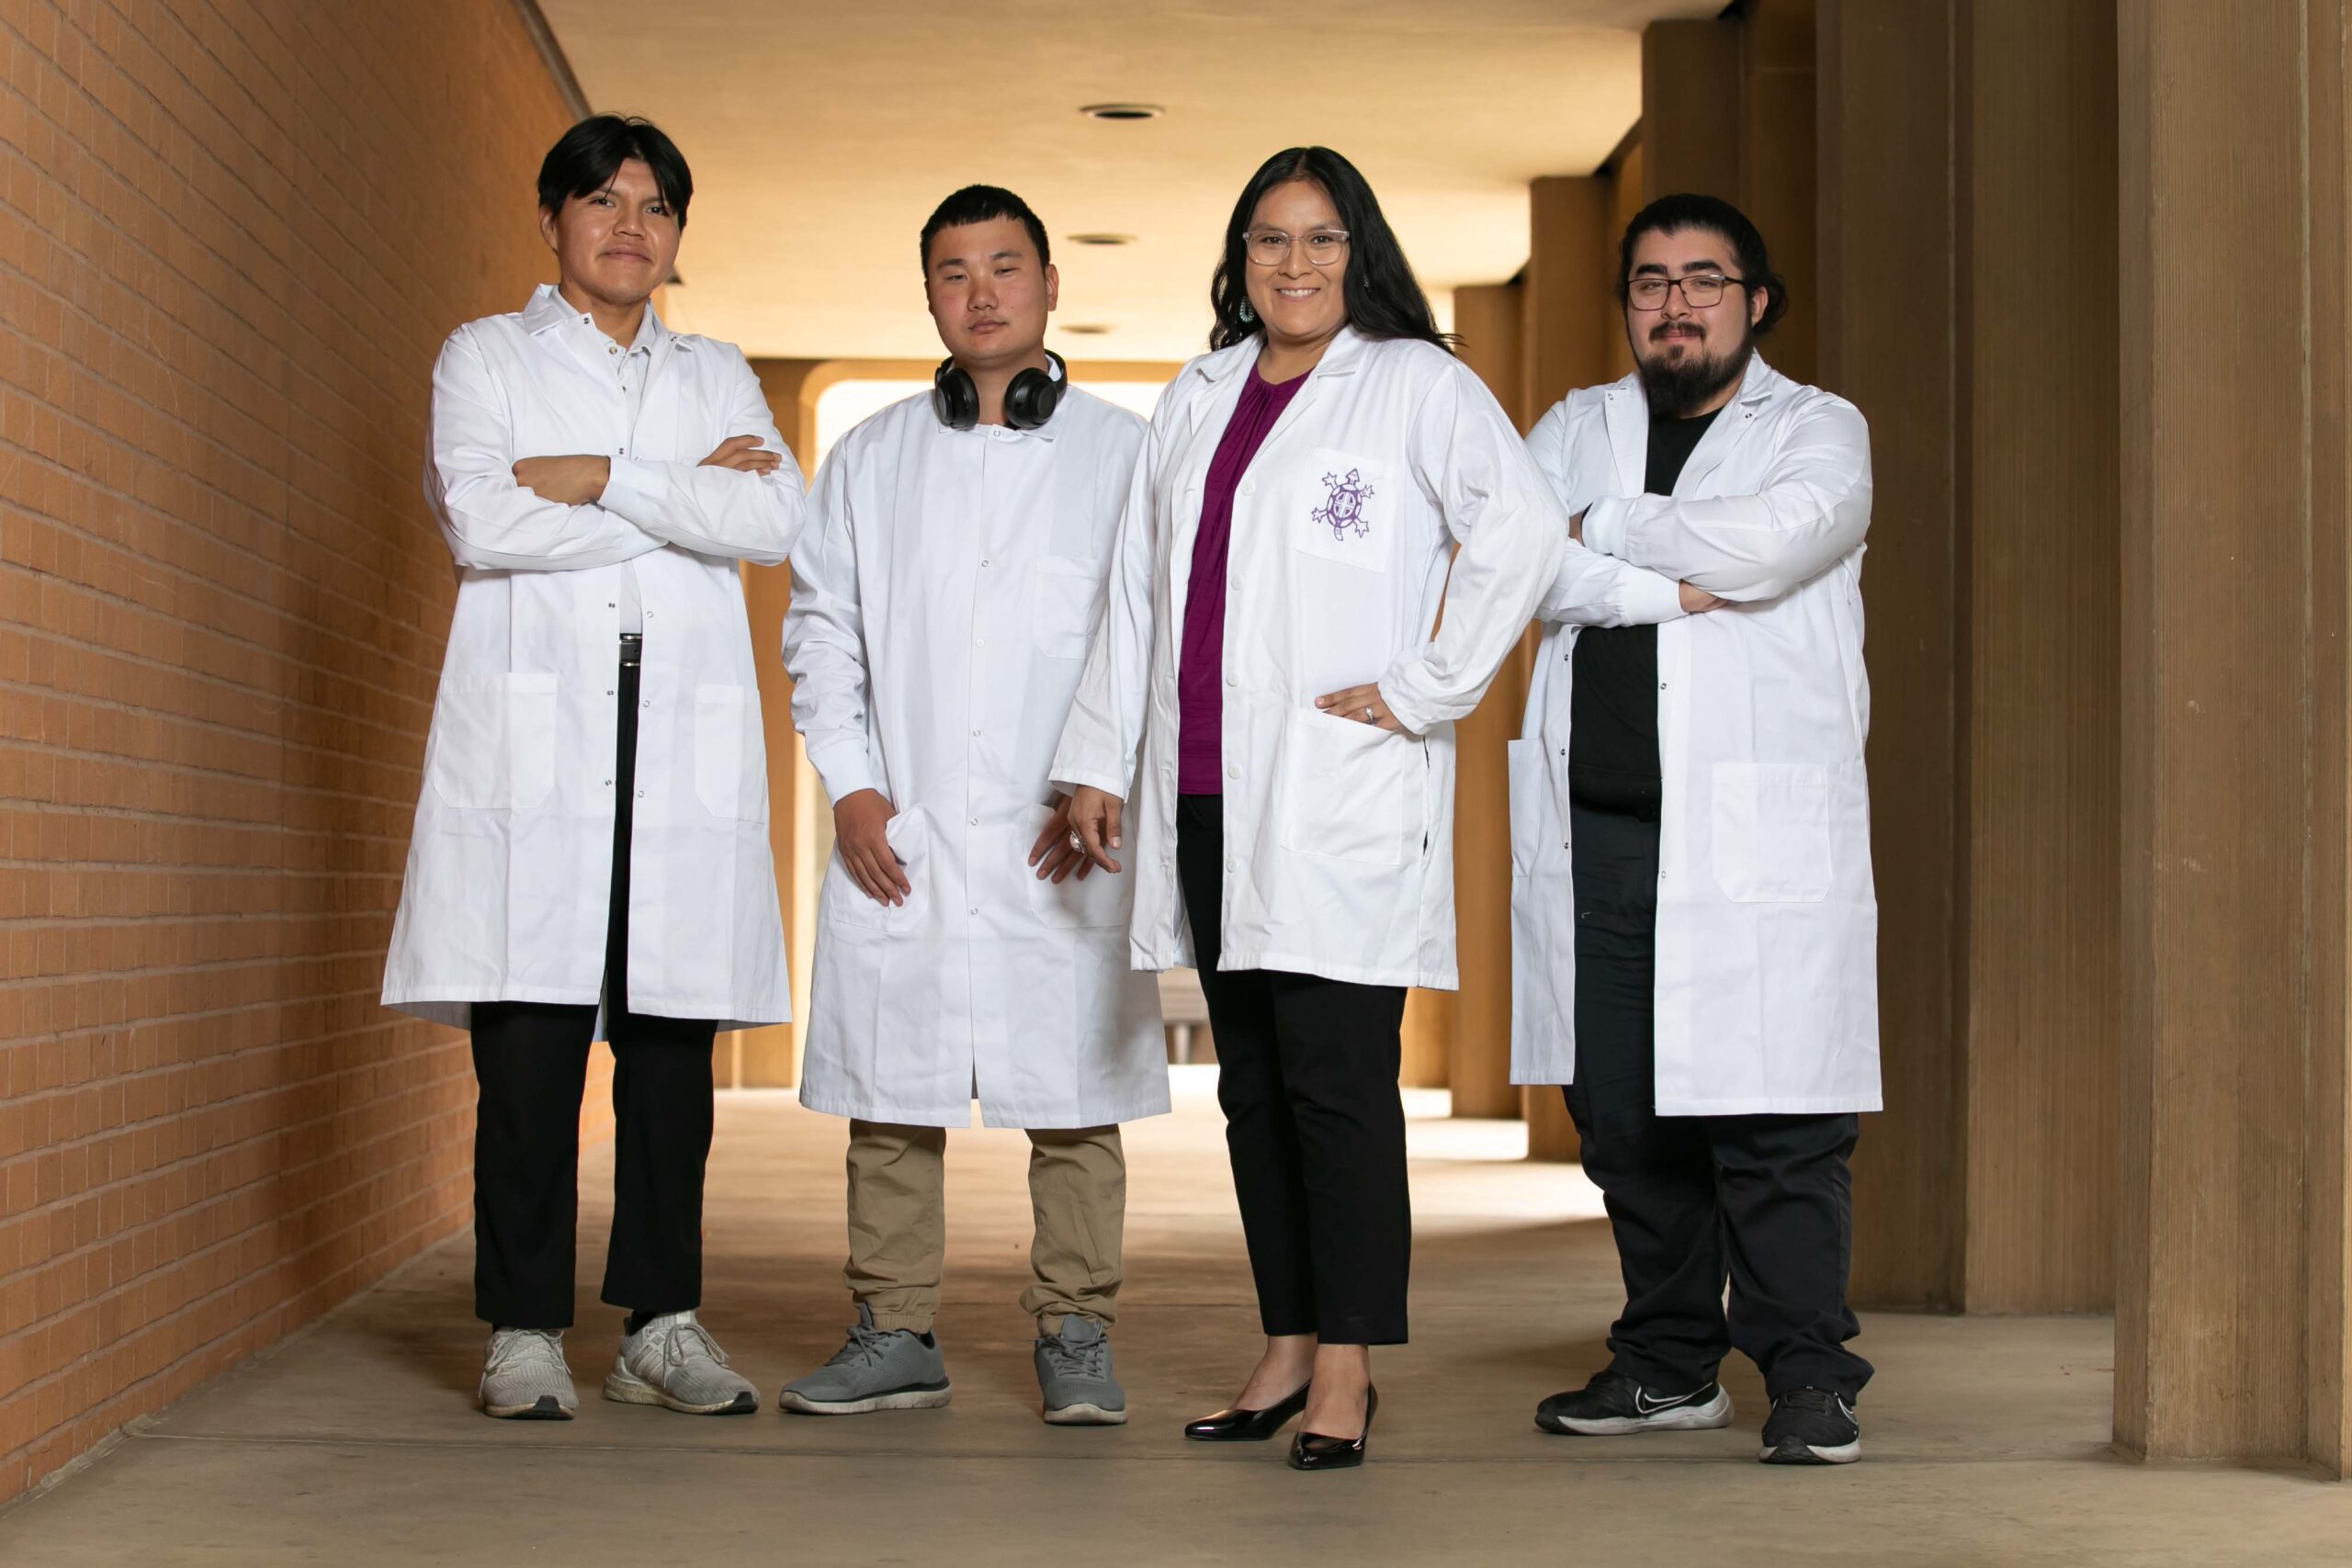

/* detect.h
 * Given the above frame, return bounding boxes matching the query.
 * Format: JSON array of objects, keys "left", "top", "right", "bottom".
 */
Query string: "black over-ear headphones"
[{"left": 933, "top": 350, "right": 1068, "bottom": 432}]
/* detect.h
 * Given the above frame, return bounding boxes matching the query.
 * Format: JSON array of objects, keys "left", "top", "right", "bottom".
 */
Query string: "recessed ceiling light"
[
  {"left": 1058, "top": 323, "right": 1114, "bottom": 335},
  {"left": 1079, "top": 103, "right": 1164, "bottom": 121},
  {"left": 1069, "top": 232, "right": 1136, "bottom": 247}
]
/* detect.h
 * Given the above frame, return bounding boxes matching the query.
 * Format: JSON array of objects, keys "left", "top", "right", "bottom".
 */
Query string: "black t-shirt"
[{"left": 1566, "top": 406, "right": 1723, "bottom": 818}]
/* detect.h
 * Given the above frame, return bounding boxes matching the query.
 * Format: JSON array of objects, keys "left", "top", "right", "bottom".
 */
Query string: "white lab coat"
[
  {"left": 784, "top": 388, "right": 1168, "bottom": 1129},
  {"left": 1052, "top": 327, "right": 1645, "bottom": 989},
  {"left": 381, "top": 285, "right": 807, "bottom": 1032},
  {"left": 1510, "top": 358, "right": 1882, "bottom": 1113}
]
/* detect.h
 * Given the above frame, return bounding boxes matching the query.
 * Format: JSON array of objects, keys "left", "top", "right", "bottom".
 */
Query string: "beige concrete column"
[
  {"left": 1957, "top": 0, "right": 2119, "bottom": 1314},
  {"left": 1817, "top": 0, "right": 1962, "bottom": 1309},
  {"left": 2116, "top": 0, "right": 2352, "bottom": 1471},
  {"left": 1737, "top": 0, "right": 1818, "bottom": 385},
  {"left": 1642, "top": 16, "right": 1742, "bottom": 202}
]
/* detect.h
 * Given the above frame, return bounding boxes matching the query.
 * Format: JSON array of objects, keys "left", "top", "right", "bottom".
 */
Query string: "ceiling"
[{"left": 538, "top": 1, "right": 1721, "bottom": 362}]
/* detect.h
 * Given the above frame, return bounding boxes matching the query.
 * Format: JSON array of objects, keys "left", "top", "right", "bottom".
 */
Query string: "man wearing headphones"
[{"left": 779, "top": 186, "right": 1166, "bottom": 1425}]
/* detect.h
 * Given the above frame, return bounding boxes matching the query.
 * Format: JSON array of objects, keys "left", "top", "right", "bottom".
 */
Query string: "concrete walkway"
[{"left": 3, "top": 1070, "right": 2346, "bottom": 1565}]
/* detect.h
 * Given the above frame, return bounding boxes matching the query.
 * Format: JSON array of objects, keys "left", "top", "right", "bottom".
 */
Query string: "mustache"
[{"left": 1649, "top": 321, "right": 1705, "bottom": 342}]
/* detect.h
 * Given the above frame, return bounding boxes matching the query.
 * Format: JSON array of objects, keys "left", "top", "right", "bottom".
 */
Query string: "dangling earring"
[{"left": 1238, "top": 299, "right": 1255, "bottom": 323}]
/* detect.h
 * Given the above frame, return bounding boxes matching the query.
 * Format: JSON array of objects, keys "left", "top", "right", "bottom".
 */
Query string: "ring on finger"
[{"left": 1068, "top": 829, "right": 1085, "bottom": 852}]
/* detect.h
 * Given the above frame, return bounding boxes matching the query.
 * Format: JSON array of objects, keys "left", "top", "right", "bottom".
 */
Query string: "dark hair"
[
  {"left": 921, "top": 186, "right": 1051, "bottom": 272},
  {"left": 1209, "top": 147, "right": 1452, "bottom": 354},
  {"left": 1615, "top": 193, "right": 1788, "bottom": 335},
  {"left": 537, "top": 115, "right": 693, "bottom": 229}
]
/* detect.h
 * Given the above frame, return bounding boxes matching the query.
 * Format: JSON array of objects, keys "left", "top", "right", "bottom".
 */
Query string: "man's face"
[
  {"left": 538, "top": 157, "right": 680, "bottom": 310},
  {"left": 1623, "top": 225, "right": 1767, "bottom": 415},
  {"left": 926, "top": 217, "right": 1057, "bottom": 368}
]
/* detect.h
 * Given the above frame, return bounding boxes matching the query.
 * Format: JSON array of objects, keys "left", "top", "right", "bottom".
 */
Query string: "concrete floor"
[{"left": 4, "top": 1069, "right": 2347, "bottom": 1567}]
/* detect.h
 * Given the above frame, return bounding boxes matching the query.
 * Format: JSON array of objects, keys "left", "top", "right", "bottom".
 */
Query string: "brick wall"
[{"left": 0, "top": 0, "right": 593, "bottom": 1500}]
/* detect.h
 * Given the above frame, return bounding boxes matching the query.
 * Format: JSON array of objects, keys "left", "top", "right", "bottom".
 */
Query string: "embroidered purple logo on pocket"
[{"left": 1313, "top": 468, "right": 1375, "bottom": 540}]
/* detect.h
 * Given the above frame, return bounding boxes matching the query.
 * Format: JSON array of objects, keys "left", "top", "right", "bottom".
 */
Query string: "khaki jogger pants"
[{"left": 843, "top": 1119, "right": 1125, "bottom": 1334}]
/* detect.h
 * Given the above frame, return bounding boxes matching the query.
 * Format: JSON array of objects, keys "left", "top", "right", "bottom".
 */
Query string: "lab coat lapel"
[
  {"left": 1602, "top": 375, "right": 1647, "bottom": 495},
  {"left": 1674, "top": 355, "right": 1783, "bottom": 498}
]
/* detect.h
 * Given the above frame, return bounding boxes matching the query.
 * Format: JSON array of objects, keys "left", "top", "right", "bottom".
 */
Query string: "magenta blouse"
[{"left": 1178, "top": 367, "right": 1308, "bottom": 795}]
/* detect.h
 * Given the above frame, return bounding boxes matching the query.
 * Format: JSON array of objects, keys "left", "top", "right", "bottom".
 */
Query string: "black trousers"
[
  {"left": 1566, "top": 798, "right": 1873, "bottom": 1402},
  {"left": 1175, "top": 794, "right": 1411, "bottom": 1345},
  {"left": 469, "top": 644, "right": 718, "bottom": 1331}
]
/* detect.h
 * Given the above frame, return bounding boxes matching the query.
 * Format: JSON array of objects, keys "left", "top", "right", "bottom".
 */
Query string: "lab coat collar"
[
  {"left": 521, "top": 282, "right": 684, "bottom": 352},
  {"left": 1190, "top": 323, "right": 1374, "bottom": 386},
  {"left": 1601, "top": 352, "right": 1789, "bottom": 493}
]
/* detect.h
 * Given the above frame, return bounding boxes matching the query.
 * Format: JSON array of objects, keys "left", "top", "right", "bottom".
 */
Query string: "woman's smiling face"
[{"left": 1242, "top": 178, "right": 1350, "bottom": 352}]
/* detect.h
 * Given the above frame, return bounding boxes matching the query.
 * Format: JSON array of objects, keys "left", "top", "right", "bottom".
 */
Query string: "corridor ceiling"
[{"left": 537, "top": 1, "right": 1722, "bottom": 361}]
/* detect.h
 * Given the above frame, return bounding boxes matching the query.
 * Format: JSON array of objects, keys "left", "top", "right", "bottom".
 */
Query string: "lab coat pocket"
[
  {"left": 825, "top": 808, "right": 927, "bottom": 934},
  {"left": 1280, "top": 708, "right": 1419, "bottom": 867},
  {"left": 1034, "top": 555, "right": 1104, "bottom": 660},
  {"left": 694, "top": 684, "right": 752, "bottom": 819},
  {"left": 1022, "top": 804, "right": 1131, "bottom": 929},
  {"left": 1710, "top": 762, "right": 1834, "bottom": 902},
  {"left": 426, "top": 672, "right": 556, "bottom": 810},
  {"left": 1294, "top": 448, "right": 1396, "bottom": 574}
]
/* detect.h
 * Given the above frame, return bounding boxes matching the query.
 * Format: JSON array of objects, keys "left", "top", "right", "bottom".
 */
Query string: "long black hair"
[{"left": 1208, "top": 147, "right": 1452, "bottom": 354}]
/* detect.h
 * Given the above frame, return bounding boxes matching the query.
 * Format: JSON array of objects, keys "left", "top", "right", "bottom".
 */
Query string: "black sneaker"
[
  {"left": 1534, "top": 1368, "right": 1733, "bottom": 1436},
  {"left": 1759, "top": 1387, "right": 1860, "bottom": 1464}
]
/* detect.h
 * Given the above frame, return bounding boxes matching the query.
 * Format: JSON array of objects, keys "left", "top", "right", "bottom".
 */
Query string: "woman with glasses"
[{"left": 1052, "top": 147, "right": 1676, "bottom": 1470}]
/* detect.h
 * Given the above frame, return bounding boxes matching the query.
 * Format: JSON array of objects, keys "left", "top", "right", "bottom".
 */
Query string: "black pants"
[
  {"left": 1175, "top": 794, "right": 1411, "bottom": 1345},
  {"left": 1566, "top": 799, "right": 1872, "bottom": 1402},
  {"left": 469, "top": 644, "right": 718, "bottom": 1331}
]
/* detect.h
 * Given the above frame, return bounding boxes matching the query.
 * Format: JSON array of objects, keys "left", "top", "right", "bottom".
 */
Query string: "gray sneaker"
[
  {"left": 777, "top": 1303, "right": 952, "bottom": 1416},
  {"left": 1035, "top": 1314, "right": 1126, "bottom": 1426},
  {"left": 481, "top": 1327, "right": 578, "bottom": 1420},
  {"left": 603, "top": 1311, "right": 760, "bottom": 1415}
]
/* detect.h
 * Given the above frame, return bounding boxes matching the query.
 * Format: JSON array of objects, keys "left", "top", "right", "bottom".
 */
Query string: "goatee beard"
[{"left": 1638, "top": 338, "right": 1753, "bottom": 418}]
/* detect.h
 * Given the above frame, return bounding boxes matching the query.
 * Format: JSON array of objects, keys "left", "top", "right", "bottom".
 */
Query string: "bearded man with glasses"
[{"left": 1507, "top": 194, "right": 1881, "bottom": 1465}]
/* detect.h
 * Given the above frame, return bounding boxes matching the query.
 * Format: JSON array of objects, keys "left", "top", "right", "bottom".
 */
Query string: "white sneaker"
[
  {"left": 481, "top": 1327, "right": 578, "bottom": 1419},
  {"left": 604, "top": 1311, "right": 760, "bottom": 1415}
]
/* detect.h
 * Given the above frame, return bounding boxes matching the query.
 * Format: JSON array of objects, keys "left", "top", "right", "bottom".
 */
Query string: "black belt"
[{"left": 618, "top": 632, "right": 643, "bottom": 669}]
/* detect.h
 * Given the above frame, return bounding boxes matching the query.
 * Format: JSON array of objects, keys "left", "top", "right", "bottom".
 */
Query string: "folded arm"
[
  {"left": 598, "top": 350, "right": 811, "bottom": 566},
  {"left": 1579, "top": 397, "right": 1873, "bottom": 601},
  {"left": 425, "top": 326, "right": 665, "bottom": 572}
]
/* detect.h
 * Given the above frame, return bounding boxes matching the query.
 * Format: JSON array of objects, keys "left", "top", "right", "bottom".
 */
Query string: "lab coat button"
[
  {"left": 1227, "top": 765, "right": 1239, "bottom": 779},
  {"left": 1240, "top": 479, "right": 1255, "bottom": 496}
]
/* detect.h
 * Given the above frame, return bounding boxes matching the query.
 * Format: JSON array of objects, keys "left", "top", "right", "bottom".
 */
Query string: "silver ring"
[
  {"left": 1363, "top": 705, "right": 1376, "bottom": 723},
  {"left": 1069, "top": 830, "right": 1085, "bottom": 852}
]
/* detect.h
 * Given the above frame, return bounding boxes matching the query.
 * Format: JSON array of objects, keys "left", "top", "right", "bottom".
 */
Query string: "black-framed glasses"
[
  {"left": 1626, "top": 273, "right": 1747, "bottom": 310},
  {"left": 1245, "top": 228, "right": 1350, "bottom": 266}
]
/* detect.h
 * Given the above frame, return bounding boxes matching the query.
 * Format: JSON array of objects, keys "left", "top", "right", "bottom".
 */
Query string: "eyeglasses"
[
  {"left": 1626, "top": 273, "right": 1747, "bottom": 310},
  {"left": 1244, "top": 228, "right": 1351, "bottom": 267}
]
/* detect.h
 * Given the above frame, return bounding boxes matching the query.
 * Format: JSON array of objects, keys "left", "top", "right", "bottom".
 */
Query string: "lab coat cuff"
[
  {"left": 806, "top": 739, "right": 881, "bottom": 807},
  {"left": 1627, "top": 570, "right": 1689, "bottom": 625},
  {"left": 1048, "top": 761, "right": 1132, "bottom": 800},
  {"left": 1582, "top": 494, "right": 1633, "bottom": 558},
  {"left": 599, "top": 455, "right": 669, "bottom": 532},
  {"left": 1377, "top": 677, "right": 1438, "bottom": 739}
]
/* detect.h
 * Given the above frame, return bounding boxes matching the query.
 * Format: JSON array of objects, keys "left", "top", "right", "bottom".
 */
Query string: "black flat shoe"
[
  {"left": 1183, "top": 1381, "right": 1311, "bottom": 1441},
  {"left": 1288, "top": 1386, "right": 1378, "bottom": 1472}
]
